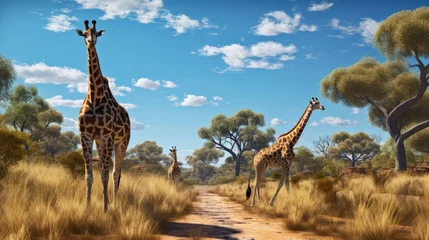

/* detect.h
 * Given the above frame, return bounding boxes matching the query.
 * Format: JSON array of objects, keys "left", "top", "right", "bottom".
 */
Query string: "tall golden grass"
[
  {"left": 0, "top": 161, "right": 197, "bottom": 240},
  {"left": 213, "top": 174, "right": 429, "bottom": 240}
]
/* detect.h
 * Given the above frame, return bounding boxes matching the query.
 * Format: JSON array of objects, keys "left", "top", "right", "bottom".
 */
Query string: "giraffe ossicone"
[
  {"left": 168, "top": 146, "right": 182, "bottom": 188},
  {"left": 76, "top": 19, "right": 131, "bottom": 212},
  {"left": 246, "top": 97, "right": 325, "bottom": 206}
]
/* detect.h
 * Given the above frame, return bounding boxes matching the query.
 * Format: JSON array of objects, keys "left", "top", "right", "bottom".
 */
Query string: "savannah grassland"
[
  {"left": 213, "top": 173, "right": 429, "bottom": 240},
  {"left": 0, "top": 161, "right": 197, "bottom": 240}
]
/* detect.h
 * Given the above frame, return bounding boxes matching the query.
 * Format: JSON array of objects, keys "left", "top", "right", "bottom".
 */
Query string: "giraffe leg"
[
  {"left": 268, "top": 169, "right": 285, "bottom": 206},
  {"left": 80, "top": 134, "right": 94, "bottom": 207},
  {"left": 97, "top": 137, "right": 114, "bottom": 212},
  {"left": 284, "top": 170, "right": 290, "bottom": 193},
  {"left": 251, "top": 169, "right": 259, "bottom": 206},
  {"left": 257, "top": 185, "right": 261, "bottom": 202}
]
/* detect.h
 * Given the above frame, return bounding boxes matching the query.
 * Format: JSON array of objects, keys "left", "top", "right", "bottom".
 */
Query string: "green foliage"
[
  {"left": 33, "top": 127, "right": 80, "bottom": 159},
  {"left": 329, "top": 131, "right": 380, "bottom": 167},
  {"left": 198, "top": 109, "right": 275, "bottom": 176},
  {"left": 126, "top": 141, "right": 170, "bottom": 166},
  {"left": 56, "top": 151, "right": 85, "bottom": 178},
  {"left": 319, "top": 158, "right": 346, "bottom": 177},
  {"left": 0, "top": 55, "right": 16, "bottom": 106},
  {"left": 374, "top": 7, "right": 429, "bottom": 58},
  {"left": 0, "top": 128, "right": 29, "bottom": 179},
  {"left": 372, "top": 139, "right": 416, "bottom": 168},
  {"left": 312, "top": 135, "right": 334, "bottom": 158},
  {"left": 407, "top": 127, "right": 429, "bottom": 154},
  {"left": 293, "top": 146, "right": 319, "bottom": 173}
]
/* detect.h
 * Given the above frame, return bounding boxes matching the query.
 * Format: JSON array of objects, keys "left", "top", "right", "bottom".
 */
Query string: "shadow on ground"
[{"left": 162, "top": 222, "right": 242, "bottom": 239}]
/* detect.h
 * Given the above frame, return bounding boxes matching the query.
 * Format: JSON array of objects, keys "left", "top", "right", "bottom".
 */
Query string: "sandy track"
[{"left": 157, "top": 186, "right": 339, "bottom": 240}]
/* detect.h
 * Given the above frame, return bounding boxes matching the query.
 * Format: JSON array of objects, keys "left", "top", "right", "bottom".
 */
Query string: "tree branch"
[
  {"left": 364, "top": 96, "right": 388, "bottom": 117},
  {"left": 411, "top": 50, "right": 424, "bottom": 71},
  {"left": 399, "top": 120, "right": 429, "bottom": 142},
  {"left": 410, "top": 64, "right": 420, "bottom": 69}
]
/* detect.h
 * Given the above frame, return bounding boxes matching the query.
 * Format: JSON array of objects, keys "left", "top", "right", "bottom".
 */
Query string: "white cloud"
[
  {"left": 130, "top": 118, "right": 144, "bottom": 131},
  {"left": 46, "top": 95, "right": 83, "bottom": 108},
  {"left": 270, "top": 118, "right": 287, "bottom": 127},
  {"left": 15, "top": 62, "right": 133, "bottom": 96},
  {"left": 120, "top": 103, "right": 136, "bottom": 109},
  {"left": 198, "top": 41, "right": 297, "bottom": 71},
  {"left": 298, "top": 24, "right": 318, "bottom": 32},
  {"left": 352, "top": 107, "right": 360, "bottom": 114},
  {"left": 320, "top": 116, "right": 359, "bottom": 126},
  {"left": 252, "top": 11, "right": 317, "bottom": 36},
  {"left": 310, "top": 121, "right": 319, "bottom": 127},
  {"left": 162, "top": 80, "right": 177, "bottom": 88},
  {"left": 305, "top": 53, "right": 317, "bottom": 59},
  {"left": 60, "top": 8, "right": 72, "bottom": 13},
  {"left": 329, "top": 18, "right": 380, "bottom": 44},
  {"left": 328, "top": 34, "right": 345, "bottom": 39},
  {"left": 279, "top": 55, "right": 296, "bottom": 61},
  {"left": 307, "top": 2, "right": 334, "bottom": 12},
  {"left": 162, "top": 12, "right": 217, "bottom": 35},
  {"left": 132, "top": 78, "right": 161, "bottom": 90},
  {"left": 44, "top": 14, "right": 78, "bottom": 32},
  {"left": 213, "top": 96, "right": 223, "bottom": 101},
  {"left": 179, "top": 95, "right": 207, "bottom": 107},
  {"left": 62, "top": 117, "right": 78, "bottom": 129},
  {"left": 167, "top": 94, "right": 178, "bottom": 101}
]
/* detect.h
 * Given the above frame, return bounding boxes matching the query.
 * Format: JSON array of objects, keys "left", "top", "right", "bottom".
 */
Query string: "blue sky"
[{"left": 0, "top": 0, "right": 427, "bottom": 166}]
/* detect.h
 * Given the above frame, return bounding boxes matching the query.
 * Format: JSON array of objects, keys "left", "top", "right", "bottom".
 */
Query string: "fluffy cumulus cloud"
[
  {"left": 178, "top": 95, "right": 207, "bottom": 107},
  {"left": 252, "top": 11, "right": 318, "bottom": 36},
  {"left": 307, "top": 2, "right": 334, "bottom": 12},
  {"left": 120, "top": 103, "right": 136, "bottom": 109},
  {"left": 46, "top": 95, "right": 83, "bottom": 108},
  {"left": 167, "top": 94, "right": 178, "bottom": 101},
  {"left": 62, "top": 117, "right": 78, "bottom": 128},
  {"left": 319, "top": 116, "right": 359, "bottom": 126},
  {"left": 329, "top": 18, "right": 380, "bottom": 44},
  {"left": 73, "top": 0, "right": 217, "bottom": 35},
  {"left": 310, "top": 121, "right": 319, "bottom": 127},
  {"left": 270, "top": 118, "right": 287, "bottom": 127},
  {"left": 44, "top": 13, "right": 79, "bottom": 32},
  {"left": 198, "top": 41, "right": 297, "bottom": 72},
  {"left": 133, "top": 78, "right": 177, "bottom": 90},
  {"left": 15, "top": 62, "right": 133, "bottom": 96},
  {"left": 130, "top": 118, "right": 144, "bottom": 131}
]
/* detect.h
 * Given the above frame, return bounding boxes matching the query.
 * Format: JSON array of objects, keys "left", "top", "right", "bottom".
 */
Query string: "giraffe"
[
  {"left": 246, "top": 97, "right": 325, "bottom": 206},
  {"left": 76, "top": 20, "right": 131, "bottom": 212},
  {"left": 168, "top": 146, "right": 181, "bottom": 188}
]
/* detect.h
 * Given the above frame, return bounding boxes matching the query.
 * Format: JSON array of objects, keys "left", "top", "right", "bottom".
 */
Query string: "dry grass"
[
  {"left": 0, "top": 161, "right": 197, "bottom": 240},
  {"left": 213, "top": 174, "right": 429, "bottom": 240}
]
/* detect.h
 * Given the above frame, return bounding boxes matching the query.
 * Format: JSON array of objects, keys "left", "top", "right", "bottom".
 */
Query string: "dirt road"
[{"left": 157, "top": 186, "right": 338, "bottom": 240}]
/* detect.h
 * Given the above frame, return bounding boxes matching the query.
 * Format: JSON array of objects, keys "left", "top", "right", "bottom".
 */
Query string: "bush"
[
  {"left": 56, "top": 151, "right": 85, "bottom": 178},
  {"left": 0, "top": 128, "right": 29, "bottom": 179}
]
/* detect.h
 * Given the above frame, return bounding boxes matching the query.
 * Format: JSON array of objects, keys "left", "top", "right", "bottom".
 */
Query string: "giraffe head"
[
  {"left": 309, "top": 97, "right": 325, "bottom": 111},
  {"left": 76, "top": 20, "right": 105, "bottom": 48},
  {"left": 169, "top": 146, "right": 177, "bottom": 158}
]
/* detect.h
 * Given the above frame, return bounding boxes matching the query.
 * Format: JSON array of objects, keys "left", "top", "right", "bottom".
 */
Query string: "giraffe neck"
[
  {"left": 278, "top": 104, "right": 313, "bottom": 147},
  {"left": 172, "top": 153, "right": 178, "bottom": 166},
  {"left": 86, "top": 47, "right": 105, "bottom": 103}
]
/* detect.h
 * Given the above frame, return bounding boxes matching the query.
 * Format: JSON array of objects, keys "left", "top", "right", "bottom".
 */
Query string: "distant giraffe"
[
  {"left": 76, "top": 20, "right": 131, "bottom": 212},
  {"left": 168, "top": 146, "right": 181, "bottom": 188},
  {"left": 246, "top": 97, "right": 325, "bottom": 206}
]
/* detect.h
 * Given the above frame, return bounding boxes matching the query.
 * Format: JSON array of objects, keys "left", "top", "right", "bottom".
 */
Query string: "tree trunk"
[
  {"left": 234, "top": 153, "right": 242, "bottom": 177},
  {"left": 394, "top": 139, "right": 407, "bottom": 171}
]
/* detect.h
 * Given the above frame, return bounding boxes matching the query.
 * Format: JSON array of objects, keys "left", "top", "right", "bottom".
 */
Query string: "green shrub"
[
  {"left": 56, "top": 151, "right": 85, "bottom": 178},
  {"left": 0, "top": 128, "right": 29, "bottom": 179},
  {"left": 291, "top": 175, "right": 302, "bottom": 185}
]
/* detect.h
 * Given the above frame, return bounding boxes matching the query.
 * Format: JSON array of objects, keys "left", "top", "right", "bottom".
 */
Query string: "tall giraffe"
[
  {"left": 168, "top": 146, "right": 181, "bottom": 188},
  {"left": 246, "top": 97, "right": 325, "bottom": 206},
  {"left": 76, "top": 20, "right": 131, "bottom": 212}
]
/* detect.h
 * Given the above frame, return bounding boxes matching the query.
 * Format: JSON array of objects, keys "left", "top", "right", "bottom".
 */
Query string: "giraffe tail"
[{"left": 246, "top": 168, "right": 252, "bottom": 200}]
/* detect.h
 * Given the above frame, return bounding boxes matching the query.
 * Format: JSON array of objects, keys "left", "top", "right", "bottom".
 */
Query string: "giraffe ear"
[
  {"left": 97, "top": 30, "right": 105, "bottom": 37},
  {"left": 76, "top": 29, "right": 84, "bottom": 36},
  {"left": 309, "top": 100, "right": 312, "bottom": 104}
]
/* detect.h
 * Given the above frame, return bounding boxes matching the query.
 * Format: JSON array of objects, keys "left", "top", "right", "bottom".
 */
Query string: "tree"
[
  {"left": 198, "top": 109, "right": 276, "bottom": 176},
  {"left": 186, "top": 142, "right": 224, "bottom": 182},
  {"left": 126, "top": 141, "right": 171, "bottom": 166},
  {"left": 373, "top": 138, "right": 416, "bottom": 168},
  {"left": 312, "top": 135, "right": 333, "bottom": 158},
  {"left": 292, "top": 146, "right": 316, "bottom": 172},
  {"left": 321, "top": 7, "right": 429, "bottom": 171},
  {"left": 0, "top": 55, "right": 17, "bottom": 106},
  {"left": 407, "top": 128, "right": 429, "bottom": 154},
  {"left": 328, "top": 132, "right": 380, "bottom": 167},
  {"left": 35, "top": 127, "right": 80, "bottom": 159},
  {"left": 0, "top": 128, "right": 29, "bottom": 179}
]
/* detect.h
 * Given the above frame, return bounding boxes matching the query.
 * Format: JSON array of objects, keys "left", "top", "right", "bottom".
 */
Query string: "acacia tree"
[
  {"left": 321, "top": 7, "right": 429, "bottom": 171},
  {"left": 328, "top": 132, "right": 380, "bottom": 167},
  {"left": 186, "top": 142, "right": 224, "bottom": 182},
  {"left": 127, "top": 141, "right": 170, "bottom": 166},
  {"left": 0, "top": 55, "right": 16, "bottom": 106},
  {"left": 198, "top": 109, "right": 275, "bottom": 176},
  {"left": 293, "top": 146, "right": 316, "bottom": 172}
]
